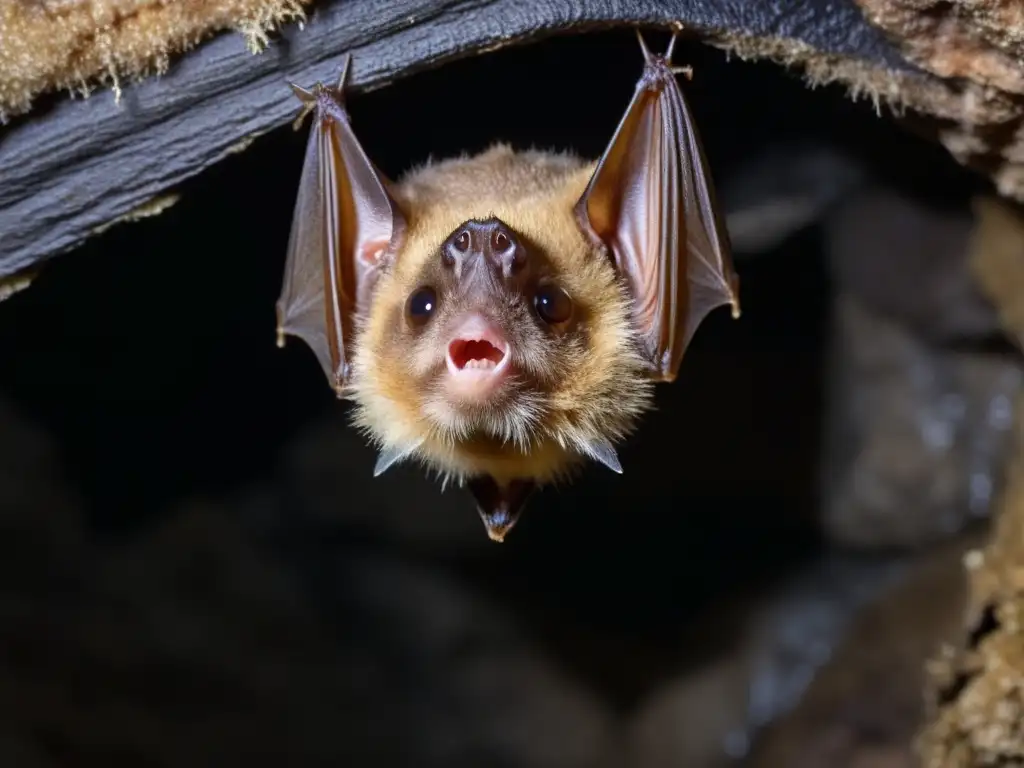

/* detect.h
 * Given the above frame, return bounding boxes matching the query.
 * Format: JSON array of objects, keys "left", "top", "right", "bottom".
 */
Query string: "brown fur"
[{"left": 348, "top": 144, "right": 655, "bottom": 487}]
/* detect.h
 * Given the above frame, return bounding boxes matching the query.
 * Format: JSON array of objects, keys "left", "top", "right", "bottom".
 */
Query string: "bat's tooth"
[{"left": 581, "top": 437, "right": 623, "bottom": 474}]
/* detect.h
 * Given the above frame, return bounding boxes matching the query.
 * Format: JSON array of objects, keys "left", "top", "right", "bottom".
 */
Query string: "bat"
[{"left": 276, "top": 30, "right": 740, "bottom": 542}]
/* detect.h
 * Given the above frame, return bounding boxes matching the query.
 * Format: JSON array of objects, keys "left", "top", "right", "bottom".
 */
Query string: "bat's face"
[
  {"left": 349, "top": 147, "right": 654, "bottom": 484},
  {"left": 386, "top": 217, "right": 582, "bottom": 432}
]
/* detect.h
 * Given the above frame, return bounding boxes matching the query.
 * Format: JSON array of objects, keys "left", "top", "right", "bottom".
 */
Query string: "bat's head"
[{"left": 349, "top": 146, "right": 655, "bottom": 484}]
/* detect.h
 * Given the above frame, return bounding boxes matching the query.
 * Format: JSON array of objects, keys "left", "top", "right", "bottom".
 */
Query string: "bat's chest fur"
[{"left": 424, "top": 431, "right": 584, "bottom": 486}]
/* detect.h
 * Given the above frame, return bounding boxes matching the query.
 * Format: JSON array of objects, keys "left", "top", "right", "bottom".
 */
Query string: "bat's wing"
[
  {"left": 575, "top": 32, "right": 740, "bottom": 383},
  {"left": 276, "top": 58, "right": 406, "bottom": 395}
]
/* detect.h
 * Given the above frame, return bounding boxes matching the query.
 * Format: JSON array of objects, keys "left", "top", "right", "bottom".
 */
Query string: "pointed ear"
[
  {"left": 574, "top": 34, "right": 740, "bottom": 383},
  {"left": 277, "top": 58, "right": 408, "bottom": 393},
  {"left": 328, "top": 94, "right": 408, "bottom": 316}
]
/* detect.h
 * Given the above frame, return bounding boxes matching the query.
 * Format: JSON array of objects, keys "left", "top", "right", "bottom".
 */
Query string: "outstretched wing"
[
  {"left": 276, "top": 58, "right": 406, "bottom": 394},
  {"left": 575, "top": 32, "right": 740, "bottom": 383}
]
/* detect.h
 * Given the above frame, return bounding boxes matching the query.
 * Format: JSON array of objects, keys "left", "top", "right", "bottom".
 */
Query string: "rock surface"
[
  {"left": 917, "top": 196, "right": 1024, "bottom": 767},
  {"left": 750, "top": 534, "right": 980, "bottom": 768},
  {"left": 820, "top": 290, "right": 1020, "bottom": 549},
  {"left": 627, "top": 552, "right": 910, "bottom": 768}
]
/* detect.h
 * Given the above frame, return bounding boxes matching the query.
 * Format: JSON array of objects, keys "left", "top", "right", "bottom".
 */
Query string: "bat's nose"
[{"left": 443, "top": 218, "right": 528, "bottom": 282}]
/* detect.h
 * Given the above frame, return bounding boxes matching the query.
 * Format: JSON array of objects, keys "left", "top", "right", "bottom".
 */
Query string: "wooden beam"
[{"left": 0, "top": 0, "right": 918, "bottom": 279}]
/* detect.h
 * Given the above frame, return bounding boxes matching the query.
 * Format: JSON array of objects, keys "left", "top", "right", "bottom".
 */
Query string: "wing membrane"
[
  {"left": 575, "top": 35, "right": 740, "bottom": 382},
  {"left": 275, "top": 63, "right": 406, "bottom": 394}
]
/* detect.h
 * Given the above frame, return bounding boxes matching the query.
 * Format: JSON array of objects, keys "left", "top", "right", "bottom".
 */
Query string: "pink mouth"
[{"left": 445, "top": 315, "right": 511, "bottom": 398}]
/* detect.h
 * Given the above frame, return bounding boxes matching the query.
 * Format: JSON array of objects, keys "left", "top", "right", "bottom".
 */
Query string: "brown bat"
[{"left": 276, "top": 31, "right": 740, "bottom": 542}]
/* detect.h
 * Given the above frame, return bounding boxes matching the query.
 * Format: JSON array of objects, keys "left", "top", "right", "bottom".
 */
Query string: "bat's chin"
[{"left": 443, "top": 313, "right": 513, "bottom": 402}]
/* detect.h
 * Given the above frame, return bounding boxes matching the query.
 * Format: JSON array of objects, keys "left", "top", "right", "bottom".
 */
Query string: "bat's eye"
[
  {"left": 533, "top": 284, "right": 573, "bottom": 325},
  {"left": 454, "top": 231, "right": 470, "bottom": 252},
  {"left": 492, "top": 230, "right": 510, "bottom": 252},
  {"left": 406, "top": 286, "right": 438, "bottom": 326}
]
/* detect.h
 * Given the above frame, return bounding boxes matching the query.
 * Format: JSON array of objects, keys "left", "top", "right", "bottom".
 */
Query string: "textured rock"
[
  {"left": 720, "top": 144, "right": 868, "bottom": 257},
  {"left": 749, "top": 534, "right": 979, "bottom": 768},
  {"left": 824, "top": 187, "right": 1001, "bottom": 345},
  {"left": 627, "top": 553, "right": 909, "bottom": 768},
  {"left": 820, "top": 290, "right": 1020, "bottom": 550},
  {"left": 855, "top": 0, "right": 1024, "bottom": 94},
  {"left": 918, "top": 196, "right": 1024, "bottom": 767},
  {"left": 0, "top": 0, "right": 310, "bottom": 121},
  {"left": 818, "top": 187, "right": 1024, "bottom": 552},
  {"left": 851, "top": 0, "right": 1024, "bottom": 203}
]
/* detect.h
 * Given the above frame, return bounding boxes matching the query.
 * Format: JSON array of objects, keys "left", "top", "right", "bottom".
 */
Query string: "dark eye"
[
  {"left": 533, "top": 284, "right": 573, "bottom": 325},
  {"left": 406, "top": 286, "right": 438, "bottom": 326}
]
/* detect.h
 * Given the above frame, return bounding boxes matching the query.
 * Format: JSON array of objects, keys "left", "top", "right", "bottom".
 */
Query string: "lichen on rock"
[
  {"left": 0, "top": 0, "right": 310, "bottom": 122},
  {"left": 853, "top": 0, "right": 1024, "bottom": 202}
]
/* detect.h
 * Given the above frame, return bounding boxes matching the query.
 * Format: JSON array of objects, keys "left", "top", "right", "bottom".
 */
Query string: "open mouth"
[
  {"left": 444, "top": 315, "right": 511, "bottom": 396},
  {"left": 448, "top": 338, "right": 506, "bottom": 371}
]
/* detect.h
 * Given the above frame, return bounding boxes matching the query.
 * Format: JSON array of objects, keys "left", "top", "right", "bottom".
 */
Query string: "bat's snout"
[{"left": 442, "top": 217, "right": 529, "bottom": 284}]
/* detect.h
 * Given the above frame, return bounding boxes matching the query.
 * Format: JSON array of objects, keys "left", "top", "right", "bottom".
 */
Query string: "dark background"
[{"left": 0, "top": 28, "right": 978, "bottom": 711}]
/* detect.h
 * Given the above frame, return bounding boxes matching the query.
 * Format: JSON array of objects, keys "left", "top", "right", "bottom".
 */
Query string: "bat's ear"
[
  {"left": 573, "top": 33, "right": 662, "bottom": 282},
  {"left": 322, "top": 69, "right": 408, "bottom": 314},
  {"left": 278, "top": 59, "right": 409, "bottom": 393},
  {"left": 573, "top": 50, "right": 667, "bottom": 369},
  {"left": 574, "top": 33, "right": 739, "bottom": 382},
  {"left": 572, "top": 95, "right": 646, "bottom": 271}
]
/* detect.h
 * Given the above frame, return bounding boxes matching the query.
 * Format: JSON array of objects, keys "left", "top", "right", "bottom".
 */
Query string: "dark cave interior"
[{"left": 0, "top": 28, "right": 987, "bottom": 720}]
